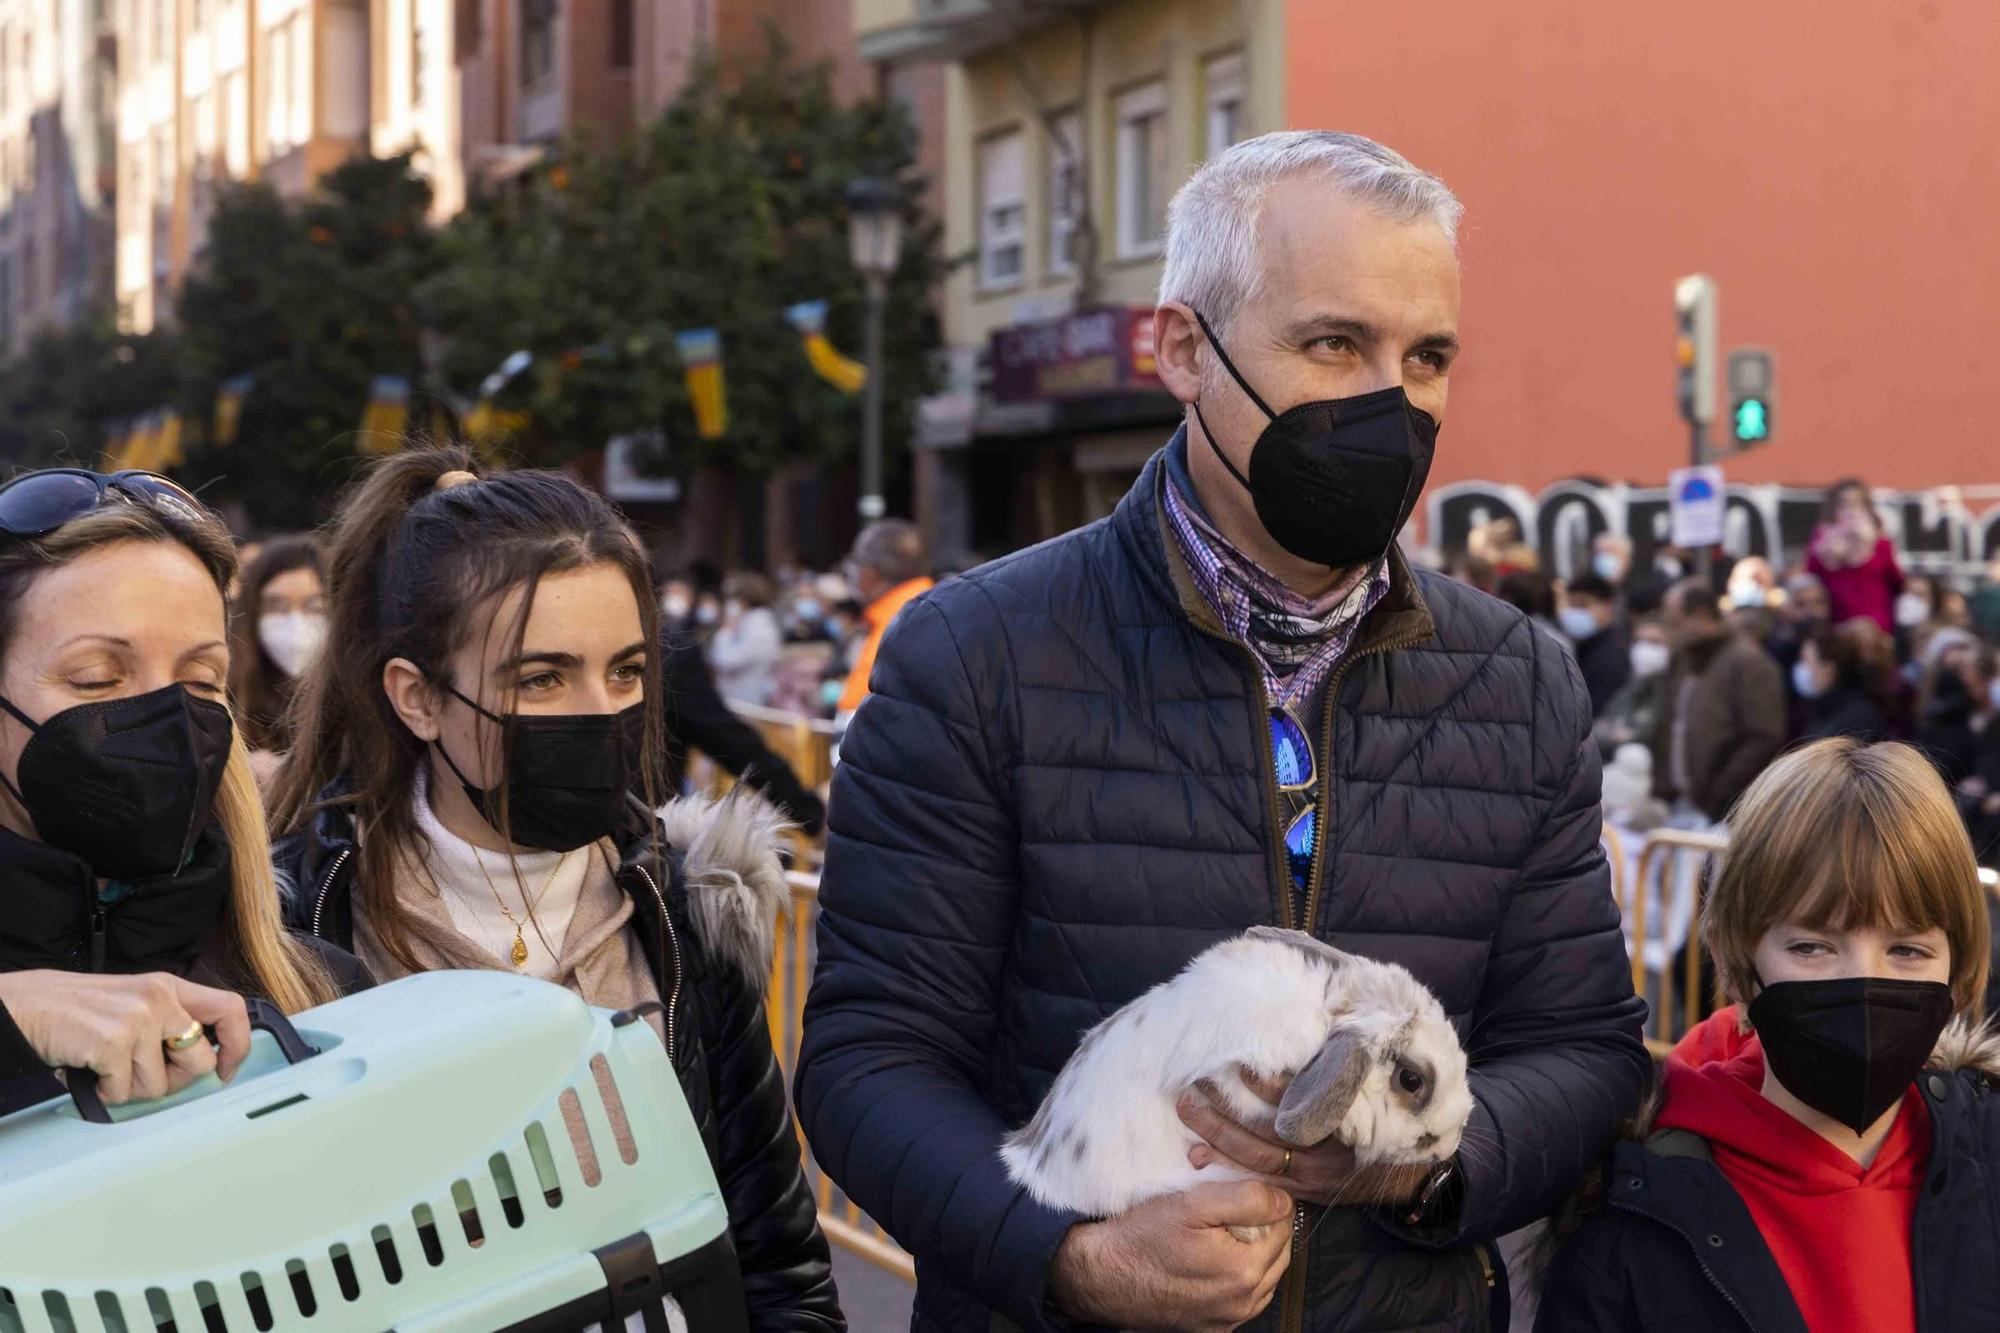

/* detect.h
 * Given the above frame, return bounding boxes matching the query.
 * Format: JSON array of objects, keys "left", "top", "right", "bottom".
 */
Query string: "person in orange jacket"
[{"left": 837, "top": 520, "right": 933, "bottom": 717}]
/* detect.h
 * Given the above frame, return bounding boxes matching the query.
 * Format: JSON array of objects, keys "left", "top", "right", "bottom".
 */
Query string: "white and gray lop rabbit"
[{"left": 1001, "top": 927, "right": 1472, "bottom": 1237}]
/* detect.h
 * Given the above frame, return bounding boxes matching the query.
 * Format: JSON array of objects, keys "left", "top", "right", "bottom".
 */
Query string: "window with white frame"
[
  {"left": 1045, "top": 109, "right": 1082, "bottom": 278},
  {"left": 1205, "top": 52, "right": 1245, "bottom": 160},
  {"left": 411, "top": 14, "right": 427, "bottom": 108},
  {"left": 263, "top": 19, "right": 292, "bottom": 151},
  {"left": 151, "top": 126, "right": 173, "bottom": 206},
  {"left": 977, "top": 130, "right": 1026, "bottom": 291},
  {"left": 191, "top": 91, "right": 216, "bottom": 180},
  {"left": 520, "top": 0, "right": 558, "bottom": 91},
  {"left": 223, "top": 69, "right": 249, "bottom": 176},
  {"left": 1115, "top": 81, "right": 1167, "bottom": 259}
]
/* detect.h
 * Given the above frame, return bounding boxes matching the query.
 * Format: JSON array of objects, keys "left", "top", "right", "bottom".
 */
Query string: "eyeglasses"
[
  {"left": 1269, "top": 707, "right": 1318, "bottom": 895},
  {"left": 0, "top": 469, "right": 205, "bottom": 539}
]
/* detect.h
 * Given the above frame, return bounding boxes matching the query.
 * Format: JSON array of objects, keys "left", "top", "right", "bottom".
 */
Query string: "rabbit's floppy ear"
[
  {"left": 1273, "top": 1028, "right": 1368, "bottom": 1147},
  {"left": 1243, "top": 925, "right": 1350, "bottom": 969}
]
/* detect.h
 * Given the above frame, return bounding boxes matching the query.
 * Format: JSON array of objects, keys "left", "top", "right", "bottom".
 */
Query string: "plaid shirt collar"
[{"left": 1162, "top": 454, "right": 1391, "bottom": 711}]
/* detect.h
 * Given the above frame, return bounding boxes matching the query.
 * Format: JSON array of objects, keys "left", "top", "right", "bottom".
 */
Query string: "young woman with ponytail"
[
  {"left": 0, "top": 470, "right": 361, "bottom": 1118},
  {"left": 268, "top": 447, "right": 841, "bottom": 1331}
]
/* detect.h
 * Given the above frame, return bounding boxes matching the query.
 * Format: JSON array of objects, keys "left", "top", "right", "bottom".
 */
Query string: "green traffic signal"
[{"left": 1733, "top": 396, "right": 1770, "bottom": 443}]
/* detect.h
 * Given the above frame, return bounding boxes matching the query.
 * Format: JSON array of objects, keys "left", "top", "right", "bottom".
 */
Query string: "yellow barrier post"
[
  {"left": 766, "top": 866, "right": 917, "bottom": 1284},
  {"left": 1632, "top": 828, "right": 1730, "bottom": 1057}
]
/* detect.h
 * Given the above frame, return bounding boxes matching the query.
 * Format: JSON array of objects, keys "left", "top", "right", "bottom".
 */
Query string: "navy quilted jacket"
[{"left": 795, "top": 444, "right": 1650, "bottom": 1333}]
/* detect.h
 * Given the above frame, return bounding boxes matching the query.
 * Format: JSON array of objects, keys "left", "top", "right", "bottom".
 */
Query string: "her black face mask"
[
  {"left": 1749, "top": 976, "right": 1955, "bottom": 1134},
  {"left": 433, "top": 688, "right": 645, "bottom": 852},
  {"left": 0, "top": 683, "right": 234, "bottom": 880},
  {"left": 1191, "top": 310, "right": 1439, "bottom": 571}
]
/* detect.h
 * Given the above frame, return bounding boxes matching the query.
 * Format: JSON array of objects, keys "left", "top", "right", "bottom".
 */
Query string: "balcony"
[{"left": 856, "top": 0, "right": 1102, "bottom": 65}]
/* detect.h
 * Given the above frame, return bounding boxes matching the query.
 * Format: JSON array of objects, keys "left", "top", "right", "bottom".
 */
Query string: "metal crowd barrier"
[
  {"left": 1606, "top": 821, "right": 2000, "bottom": 1059},
  {"left": 766, "top": 869, "right": 915, "bottom": 1285},
  {"left": 726, "top": 699, "right": 839, "bottom": 797}
]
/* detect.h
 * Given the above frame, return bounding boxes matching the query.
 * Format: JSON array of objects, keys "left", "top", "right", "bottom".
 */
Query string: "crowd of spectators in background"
[
  {"left": 1444, "top": 478, "right": 2000, "bottom": 870},
  {"left": 666, "top": 519, "right": 940, "bottom": 725},
  {"left": 663, "top": 477, "right": 2000, "bottom": 877}
]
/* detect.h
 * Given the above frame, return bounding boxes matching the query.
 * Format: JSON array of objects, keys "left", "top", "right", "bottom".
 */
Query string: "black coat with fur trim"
[
  {"left": 274, "top": 789, "right": 842, "bottom": 1333},
  {"left": 1534, "top": 1023, "right": 2000, "bottom": 1333}
]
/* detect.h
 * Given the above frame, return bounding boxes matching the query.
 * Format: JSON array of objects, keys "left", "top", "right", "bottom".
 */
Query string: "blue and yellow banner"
[
  {"left": 152, "top": 411, "right": 184, "bottom": 470},
  {"left": 785, "top": 301, "right": 868, "bottom": 395},
  {"left": 213, "top": 374, "right": 254, "bottom": 446},
  {"left": 108, "top": 410, "right": 184, "bottom": 473},
  {"left": 360, "top": 375, "right": 411, "bottom": 453},
  {"left": 676, "top": 328, "right": 728, "bottom": 440}
]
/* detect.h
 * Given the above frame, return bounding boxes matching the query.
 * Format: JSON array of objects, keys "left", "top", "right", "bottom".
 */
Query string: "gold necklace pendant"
[{"left": 510, "top": 925, "right": 529, "bottom": 970}]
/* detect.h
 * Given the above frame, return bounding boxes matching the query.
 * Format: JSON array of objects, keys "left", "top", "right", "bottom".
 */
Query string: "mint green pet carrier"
[{"left": 0, "top": 971, "right": 746, "bottom": 1333}]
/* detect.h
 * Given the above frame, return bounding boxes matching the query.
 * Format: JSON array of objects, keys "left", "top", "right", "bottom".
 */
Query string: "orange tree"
[
  {"left": 419, "top": 39, "right": 943, "bottom": 480},
  {"left": 172, "top": 154, "right": 437, "bottom": 528}
]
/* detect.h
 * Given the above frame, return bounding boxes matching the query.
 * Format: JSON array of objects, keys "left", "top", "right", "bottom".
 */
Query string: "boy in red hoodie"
[{"left": 1537, "top": 738, "right": 1999, "bottom": 1333}]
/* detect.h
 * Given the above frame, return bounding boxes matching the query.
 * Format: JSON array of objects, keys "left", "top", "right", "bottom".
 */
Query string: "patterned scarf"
[{"left": 1162, "top": 442, "right": 1390, "bottom": 710}]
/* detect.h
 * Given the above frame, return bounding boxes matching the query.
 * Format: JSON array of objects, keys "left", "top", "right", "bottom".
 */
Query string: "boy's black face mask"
[
  {"left": 434, "top": 688, "right": 645, "bottom": 852},
  {"left": 0, "top": 683, "right": 235, "bottom": 880},
  {"left": 1748, "top": 976, "right": 1955, "bottom": 1134}
]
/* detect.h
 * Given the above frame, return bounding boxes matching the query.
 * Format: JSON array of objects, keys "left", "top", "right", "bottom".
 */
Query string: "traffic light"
[
  {"left": 1674, "top": 274, "right": 1718, "bottom": 425},
  {"left": 1727, "top": 347, "right": 1775, "bottom": 449}
]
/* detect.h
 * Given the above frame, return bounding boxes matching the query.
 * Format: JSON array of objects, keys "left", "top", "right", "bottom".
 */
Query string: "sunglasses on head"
[{"left": 0, "top": 469, "right": 206, "bottom": 539}]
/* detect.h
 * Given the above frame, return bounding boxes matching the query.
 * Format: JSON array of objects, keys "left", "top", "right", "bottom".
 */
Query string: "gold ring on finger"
[
  {"left": 164, "top": 1020, "right": 205, "bottom": 1053},
  {"left": 1280, "top": 1147, "right": 1293, "bottom": 1177}
]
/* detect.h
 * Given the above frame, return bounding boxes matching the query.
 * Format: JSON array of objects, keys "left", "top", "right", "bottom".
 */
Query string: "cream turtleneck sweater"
[{"left": 410, "top": 769, "right": 595, "bottom": 979}]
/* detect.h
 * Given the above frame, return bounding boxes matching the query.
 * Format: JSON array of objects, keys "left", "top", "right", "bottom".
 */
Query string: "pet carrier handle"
[{"left": 68, "top": 997, "right": 318, "bottom": 1125}]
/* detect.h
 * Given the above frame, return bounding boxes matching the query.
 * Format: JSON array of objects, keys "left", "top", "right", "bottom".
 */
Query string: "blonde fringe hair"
[
  {"left": 0, "top": 502, "right": 337, "bottom": 1013},
  {"left": 1704, "top": 738, "right": 1990, "bottom": 1016}
]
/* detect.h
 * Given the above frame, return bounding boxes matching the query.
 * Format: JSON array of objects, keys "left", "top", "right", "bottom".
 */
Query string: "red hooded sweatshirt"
[{"left": 1654, "top": 1009, "right": 1932, "bottom": 1333}]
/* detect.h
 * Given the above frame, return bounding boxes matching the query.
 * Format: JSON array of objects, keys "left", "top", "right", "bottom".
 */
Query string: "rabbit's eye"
[{"left": 1396, "top": 1065, "right": 1426, "bottom": 1096}]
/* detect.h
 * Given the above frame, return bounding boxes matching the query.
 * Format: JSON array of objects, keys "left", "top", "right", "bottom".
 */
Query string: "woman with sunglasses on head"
[
  {"left": 268, "top": 448, "right": 841, "bottom": 1331},
  {"left": 229, "top": 535, "right": 328, "bottom": 790},
  {"left": 0, "top": 470, "right": 361, "bottom": 1119}
]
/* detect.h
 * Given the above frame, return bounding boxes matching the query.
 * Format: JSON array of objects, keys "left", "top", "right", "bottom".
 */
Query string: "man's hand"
[
  {"left": 1179, "top": 1068, "right": 1432, "bottom": 1207},
  {"left": 0, "top": 970, "right": 252, "bottom": 1105},
  {"left": 1048, "top": 1181, "right": 1294, "bottom": 1332}
]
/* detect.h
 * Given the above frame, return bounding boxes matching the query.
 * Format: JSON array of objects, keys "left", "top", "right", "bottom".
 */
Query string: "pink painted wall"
[{"left": 1284, "top": 3, "right": 2000, "bottom": 494}]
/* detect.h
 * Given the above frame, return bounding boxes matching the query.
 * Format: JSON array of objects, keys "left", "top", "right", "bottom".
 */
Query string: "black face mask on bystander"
[
  {"left": 433, "top": 688, "right": 645, "bottom": 853},
  {"left": 1749, "top": 976, "right": 1955, "bottom": 1134},
  {"left": 1191, "top": 310, "right": 1439, "bottom": 570},
  {"left": 0, "top": 683, "right": 234, "bottom": 880}
]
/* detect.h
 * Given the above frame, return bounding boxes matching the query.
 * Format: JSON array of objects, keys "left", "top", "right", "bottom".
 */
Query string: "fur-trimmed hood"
[
  {"left": 656, "top": 788, "right": 795, "bottom": 993},
  {"left": 1928, "top": 1014, "right": 2000, "bottom": 1079}
]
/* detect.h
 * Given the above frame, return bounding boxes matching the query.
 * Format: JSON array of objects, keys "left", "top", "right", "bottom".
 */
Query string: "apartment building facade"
[
  {"left": 110, "top": 0, "right": 368, "bottom": 330},
  {"left": 856, "top": 0, "right": 1282, "bottom": 557},
  {"left": 0, "top": 0, "right": 115, "bottom": 351}
]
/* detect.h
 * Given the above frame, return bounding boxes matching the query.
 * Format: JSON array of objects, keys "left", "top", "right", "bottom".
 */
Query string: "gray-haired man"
[{"left": 798, "top": 131, "right": 1647, "bottom": 1332}]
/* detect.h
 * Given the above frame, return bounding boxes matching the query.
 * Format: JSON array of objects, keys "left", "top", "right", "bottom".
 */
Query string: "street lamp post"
[{"left": 846, "top": 176, "right": 903, "bottom": 523}]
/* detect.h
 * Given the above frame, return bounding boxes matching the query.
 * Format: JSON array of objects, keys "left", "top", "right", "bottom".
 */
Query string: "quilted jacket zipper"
[
  {"left": 1182, "top": 616, "right": 1319, "bottom": 1328},
  {"left": 1280, "top": 624, "right": 1428, "bottom": 1333},
  {"left": 310, "top": 847, "right": 352, "bottom": 941},
  {"left": 629, "top": 862, "right": 681, "bottom": 1058},
  {"left": 1185, "top": 607, "right": 1434, "bottom": 1333}
]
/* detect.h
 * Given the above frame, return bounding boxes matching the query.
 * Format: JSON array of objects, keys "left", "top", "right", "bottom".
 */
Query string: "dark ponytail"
[{"left": 270, "top": 446, "right": 664, "bottom": 972}]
